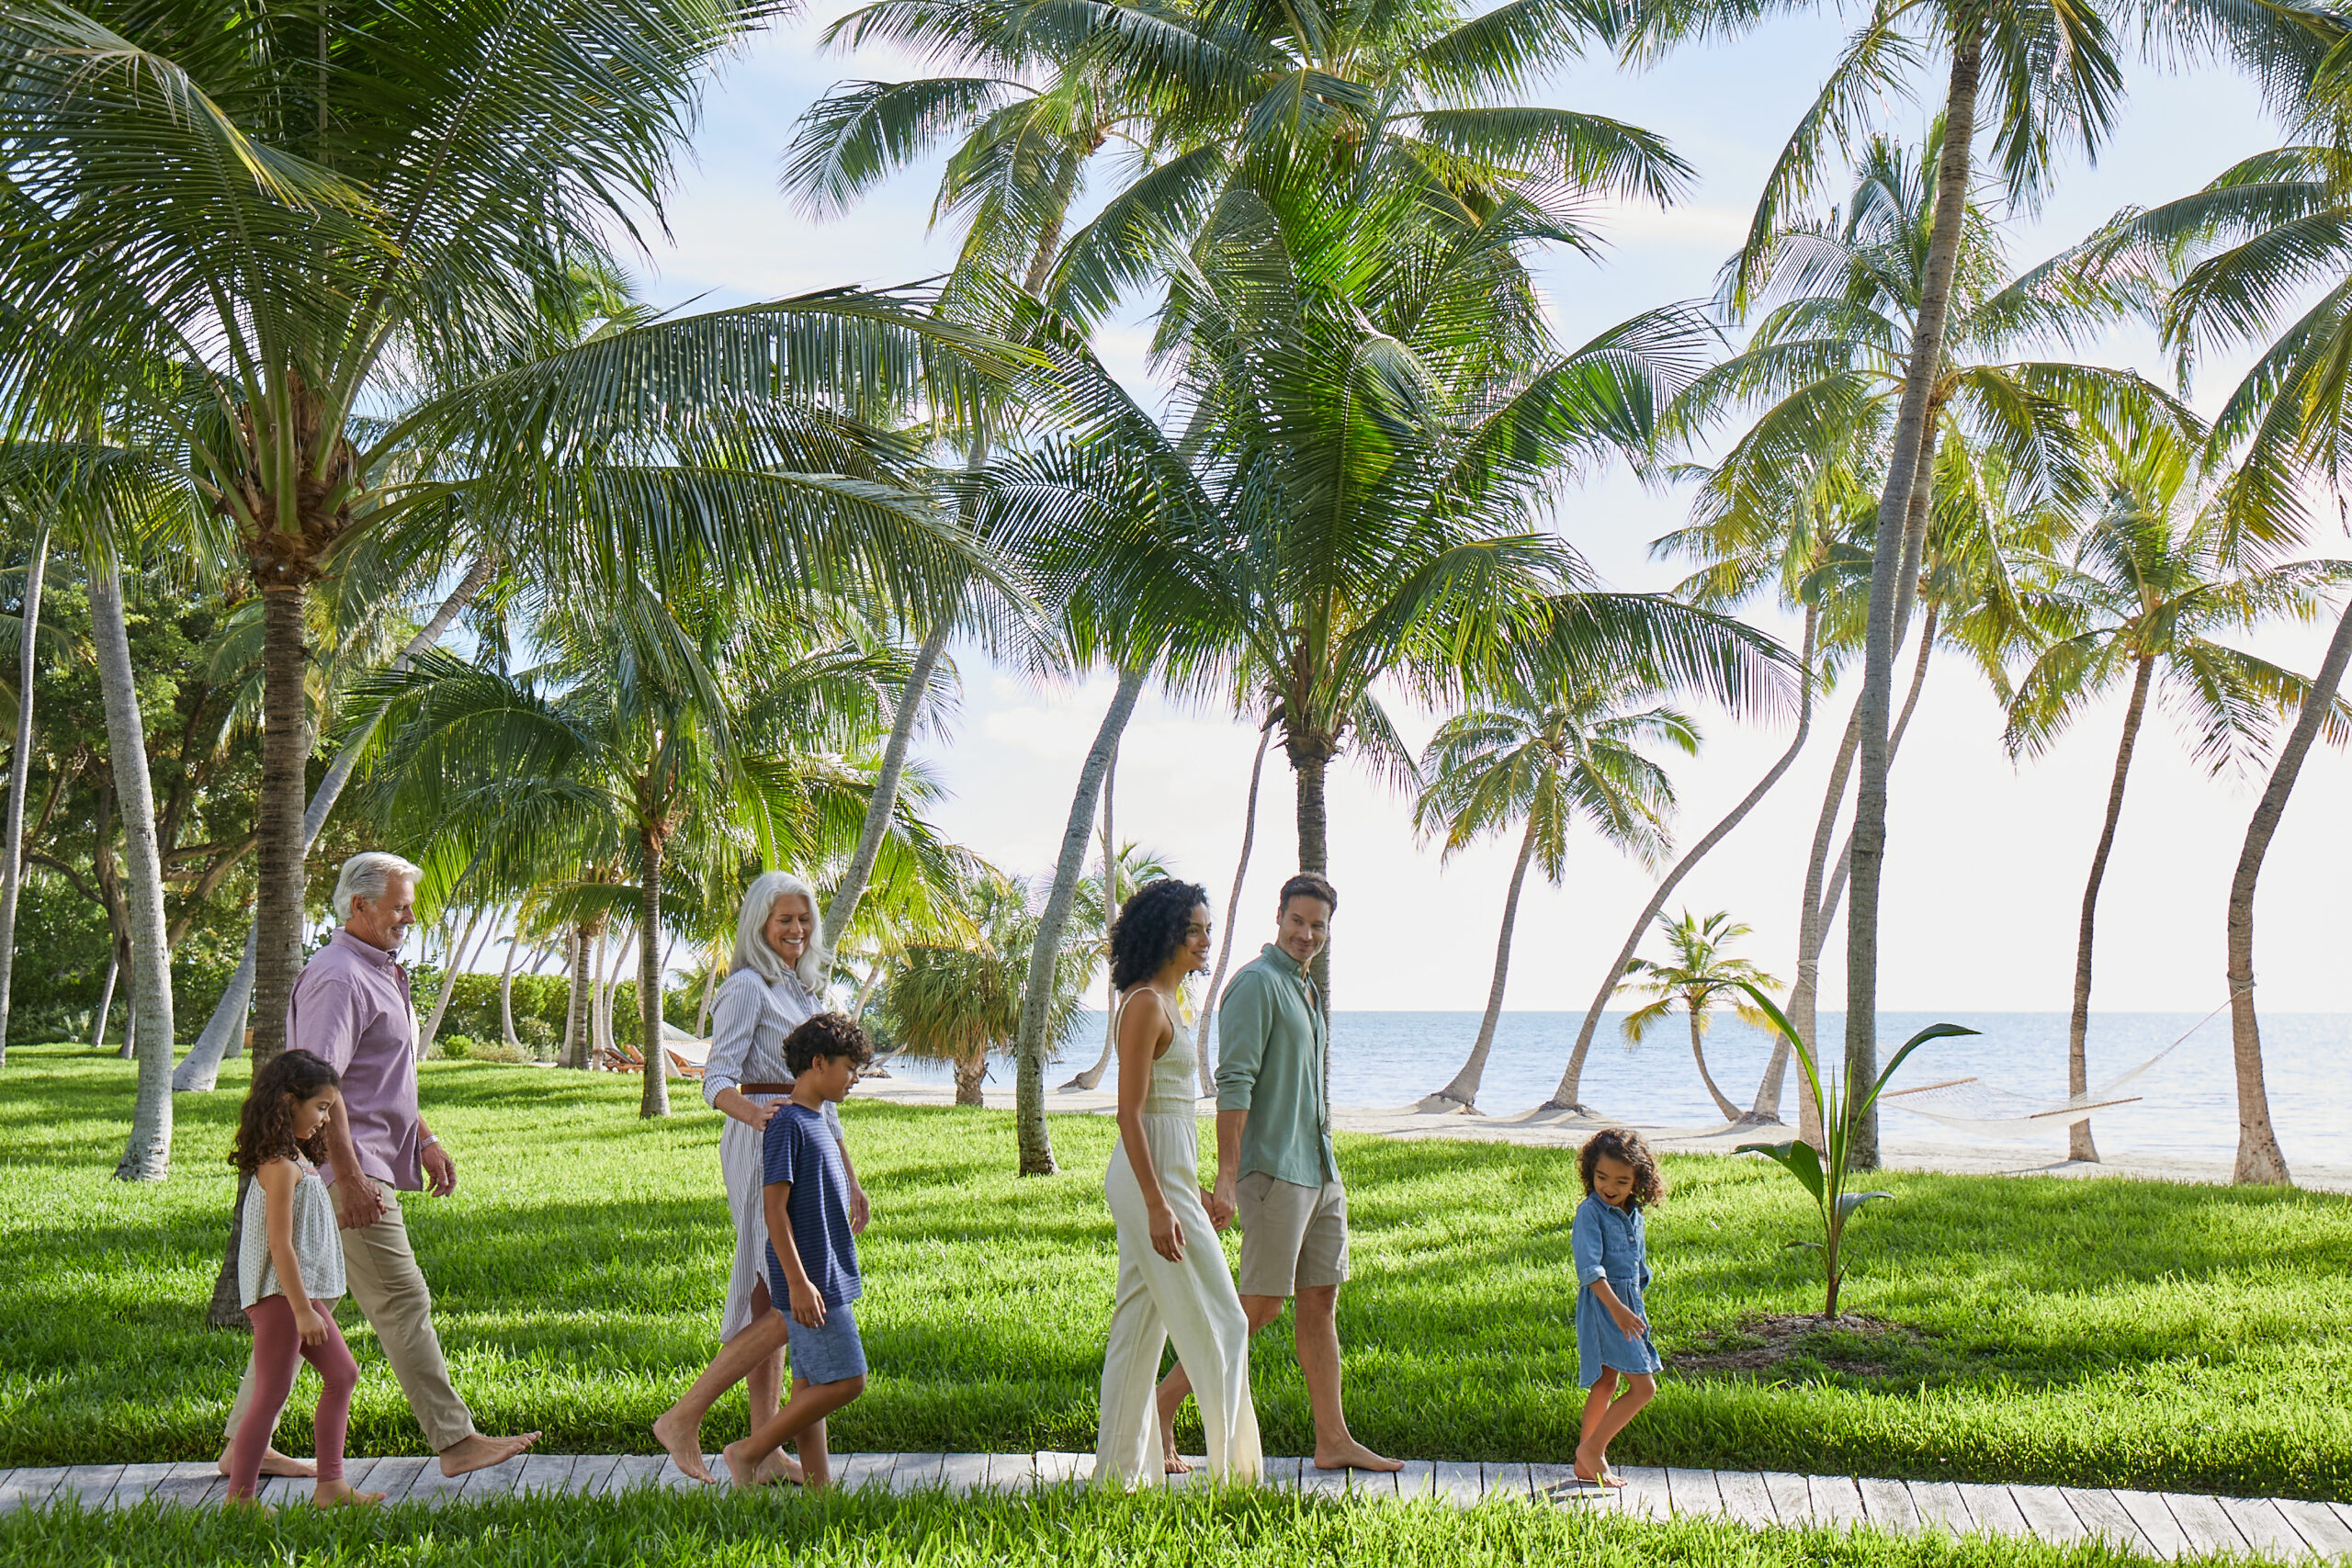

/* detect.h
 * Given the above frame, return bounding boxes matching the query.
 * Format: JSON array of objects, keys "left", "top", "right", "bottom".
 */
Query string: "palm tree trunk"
[
  {"left": 177, "top": 556, "right": 496, "bottom": 1091},
  {"left": 1062, "top": 741, "right": 1124, "bottom": 1091},
  {"left": 91, "top": 952, "right": 118, "bottom": 1051},
  {"left": 498, "top": 930, "right": 524, "bottom": 1053},
  {"left": 418, "top": 908, "right": 484, "bottom": 1056},
  {"left": 818, "top": 614, "right": 954, "bottom": 975},
  {"left": 1293, "top": 742, "right": 1334, "bottom": 1107},
  {"left": 2066, "top": 654, "right": 2154, "bottom": 1163},
  {"left": 1843, "top": 28, "right": 1981, "bottom": 1172},
  {"left": 954, "top": 1049, "right": 988, "bottom": 1106},
  {"left": 1549, "top": 606, "right": 1818, "bottom": 1114},
  {"left": 1016, "top": 667, "right": 1146, "bottom": 1175},
  {"left": 92, "top": 557, "right": 175, "bottom": 1180},
  {"left": 0, "top": 521, "right": 51, "bottom": 1069},
  {"left": 250, "top": 578, "right": 311, "bottom": 1069},
  {"left": 2224, "top": 596, "right": 2352, "bottom": 1185},
  {"left": 1429, "top": 808, "right": 1542, "bottom": 1111},
  {"left": 1762, "top": 604, "right": 1937, "bottom": 1131},
  {"left": 639, "top": 829, "right": 672, "bottom": 1118},
  {"left": 563, "top": 925, "right": 594, "bottom": 1069},
  {"left": 1690, "top": 1010, "right": 1741, "bottom": 1122},
  {"left": 695, "top": 941, "right": 721, "bottom": 1034},
  {"left": 1200, "top": 715, "right": 1276, "bottom": 1094}
]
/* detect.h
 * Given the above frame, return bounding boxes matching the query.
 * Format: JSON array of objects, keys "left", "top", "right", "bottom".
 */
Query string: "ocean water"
[{"left": 884, "top": 1010, "right": 2347, "bottom": 1168}]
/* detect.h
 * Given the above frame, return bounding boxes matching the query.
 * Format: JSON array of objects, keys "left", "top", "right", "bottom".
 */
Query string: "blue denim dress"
[{"left": 1572, "top": 1193, "right": 1662, "bottom": 1388}]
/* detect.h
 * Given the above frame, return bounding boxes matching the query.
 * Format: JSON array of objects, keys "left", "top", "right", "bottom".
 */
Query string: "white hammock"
[{"left": 1879, "top": 995, "right": 2233, "bottom": 1134}]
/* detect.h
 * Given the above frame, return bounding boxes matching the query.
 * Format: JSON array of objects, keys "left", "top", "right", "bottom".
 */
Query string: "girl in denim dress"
[{"left": 1570, "top": 1127, "right": 1666, "bottom": 1487}]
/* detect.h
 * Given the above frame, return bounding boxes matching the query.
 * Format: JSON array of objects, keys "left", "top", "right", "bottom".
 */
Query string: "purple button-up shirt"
[{"left": 290, "top": 928, "right": 422, "bottom": 1190}]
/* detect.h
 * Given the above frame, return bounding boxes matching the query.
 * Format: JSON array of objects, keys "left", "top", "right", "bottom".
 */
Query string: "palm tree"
[
  {"left": 1621, "top": 130, "right": 2175, "bottom": 1146},
  {"left": 0, "top": 516, "right": 49, "bottom": 1069},
  {"left": 1618, "top": 0, "right": 2321, "bottom": 1168},
  {"left": 0, "top": 4, "right": 1007, "bottom": 1066},
  {"left": 361, "top": 590, "right": 961, "bottom": 1116},
  {"left": 873, "top": 867, "right": 1100, "bottom": 1104},
  {"left": 1413, "top": 679, "right": 1695, "bottom": 1111},
  {"left": 1618, "top": 909, "right": 1781, "bottom": 1123},
  {"left": 2005, "top": 429, "right": 2351, "bottom": 1161}
]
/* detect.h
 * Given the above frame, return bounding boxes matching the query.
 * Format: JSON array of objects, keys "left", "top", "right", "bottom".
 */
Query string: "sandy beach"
[{"left": 854, "top": 1076, "right": 2352, "bottom": 1194}]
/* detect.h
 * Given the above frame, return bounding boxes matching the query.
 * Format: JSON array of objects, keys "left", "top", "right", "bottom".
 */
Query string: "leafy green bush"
[{"left": 434, "top": 1034, "right": 475, "bottom": 1061}]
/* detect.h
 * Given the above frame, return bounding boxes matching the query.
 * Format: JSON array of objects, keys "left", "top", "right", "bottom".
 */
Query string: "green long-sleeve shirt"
[{"left": 1214, "top": 944, "right": 1339, "bottom": 1189}]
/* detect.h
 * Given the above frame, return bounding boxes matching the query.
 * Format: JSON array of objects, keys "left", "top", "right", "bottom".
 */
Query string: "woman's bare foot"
[
  {"left": 217, "top": 1446, "right": 316, "bottom": 1479},
  {"left": 437, "top": 1431, "right": 540, "bottom": 1477},
  {"left": 652, "top": 1410, "right": 712, "bottom": 1483},
  {"left": 1311, "top": 1438, "right": 1402, "bottom": 1472},
  {"left": 754, "top": 1451, "right": 807, "bottom": 1486},
  {"left": 313, "top": 1480, "right": 385, "bottom": 1507},
  {"left": 1163, "top": 1450, "right": 1193, "bottom": 1475}
]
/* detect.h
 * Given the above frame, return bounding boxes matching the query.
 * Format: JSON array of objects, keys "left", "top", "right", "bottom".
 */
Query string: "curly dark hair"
[
  {"left": 785, "top": 1011, "right": 875, "bottom": 1077},
  {"left": 1109, "top": 877, "right": 1211, "bottom": 991},
  {"left": 1577, "top": 1126, "right": 1667, "bottom": 1211},
  {"left": 231, "top": 1049, "right": 342, "bottom": 1176}
]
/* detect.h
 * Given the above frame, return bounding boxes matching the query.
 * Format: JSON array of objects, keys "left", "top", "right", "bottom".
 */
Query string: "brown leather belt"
[{"left": 739, "top": 1082, "right": 793, "bottom": 1096}]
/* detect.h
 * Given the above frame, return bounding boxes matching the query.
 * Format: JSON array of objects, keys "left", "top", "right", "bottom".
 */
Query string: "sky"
[{"left": 616, "top": 7, "right": 2352, "bottom": 1014}]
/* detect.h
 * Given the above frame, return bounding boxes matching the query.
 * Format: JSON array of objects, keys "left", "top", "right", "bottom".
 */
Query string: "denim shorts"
[{"left": 785, "top": 1298, "right": 867, "bottom": 1385}]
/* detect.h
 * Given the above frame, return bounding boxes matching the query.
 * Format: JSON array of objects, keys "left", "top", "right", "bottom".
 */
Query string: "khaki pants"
[{"left": 225, "top": 1183, "right": 476, "bottom": 1453}]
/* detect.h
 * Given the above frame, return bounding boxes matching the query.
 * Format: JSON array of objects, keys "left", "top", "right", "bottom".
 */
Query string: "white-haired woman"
[{"left": 652, "top": 871, "right": 868, "bottom": 1483}]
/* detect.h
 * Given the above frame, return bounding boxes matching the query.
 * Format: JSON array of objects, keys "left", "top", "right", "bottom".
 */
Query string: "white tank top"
[{"left": 238, "top": 1156, "right": 346, "bottom": 1307}]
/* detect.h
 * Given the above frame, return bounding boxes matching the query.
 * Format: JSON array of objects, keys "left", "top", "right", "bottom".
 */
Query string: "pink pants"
[{"left": 228, "top": 1294, "right": 356, "bottom": 1499}]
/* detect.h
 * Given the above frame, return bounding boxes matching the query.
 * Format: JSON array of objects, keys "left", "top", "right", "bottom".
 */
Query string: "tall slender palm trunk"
[
  {"left": 0, "top": 522, "right": 50, "bottom": 1068},
  {"left": 178, "top": 555, "right": 495, "bottom": 1089},
  {"left": 639, "top": 828, "right": 672, "bottom": 1118},
  {"left": 1844, "top": 30, "right": 1981, "bottom": 1171},
  {"left": 91, "top": 558, "right": 175, "bottom": 1180},
  {"left": 563, "top": 925, "right": 594, "bottom": 1069},
  {"left": 1427, "top": 810, "right": 1542, "bottom": 1111},
  {"left": 1064, "top": 746, "right": 1123, "bottom": 1090},
  {"left": 498, "top": 931, "right": 525, "bottom": 1053},
  {"left": 92, "top": 952, "right": 118, "bottom": 1050},
  {"left": 1292, "top": 741, "right": 1334, "bottom": 1105},
  {"left": 1548, "top": 608, "right": 1817, "bottom": 1114},
  {"left": 2065, "top": 655, "right": 2154, "bottom": 1163},
  {"left": 1015, "top": 668, "right": 1146, "bottom": 1175},
  {"left": 1201, "top": 716, "right": 1276, "bottom": 1094},
  {"left": 418, "top": 908, "right": 484, "bottom": 1055},
  {"left": 2224, "top": 597, "right": 2352, "bottom": 1184},
  {"left": 250, "top": 581, "right": 312, "bottom": 1067},
  {"left": 1690, "top": 1009, "right": 1741, "bottom": 1122},
  {"left": 820, "top": 614, "right": 955, "bottom": 975}
]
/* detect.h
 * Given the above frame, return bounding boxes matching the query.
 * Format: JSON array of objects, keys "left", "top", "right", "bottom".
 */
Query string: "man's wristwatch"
[{"left": 420, "top": 1134, "right": 441, "bottom": 1152}]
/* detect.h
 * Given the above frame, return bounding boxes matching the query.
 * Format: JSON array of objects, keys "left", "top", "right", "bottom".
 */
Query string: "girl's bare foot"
[
  {"left": 313, "top": 1480, "right": 384, "bottom": 1507},
  {"left": 222, "top": 1495, "right": 277, "bottom": 1517},
  {"left": 217, "top": 1446, "right": 316, "bottom": 1480}
]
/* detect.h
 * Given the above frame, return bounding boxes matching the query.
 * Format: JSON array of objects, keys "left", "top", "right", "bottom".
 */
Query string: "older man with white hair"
[{"left": 218, "top": 851, "right": 538, "bottom": 1480}]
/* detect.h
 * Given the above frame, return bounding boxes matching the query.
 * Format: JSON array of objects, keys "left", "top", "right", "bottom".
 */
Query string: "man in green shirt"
[{"left": 1200, "top": 874, "right": 1398, "bottom": 1472}]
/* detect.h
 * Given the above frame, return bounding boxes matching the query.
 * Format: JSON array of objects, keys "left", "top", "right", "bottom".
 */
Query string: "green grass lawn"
[
  {"left": 4, "top": 1042, "right": 2350, "bottom": 1500},
  {"left": 0, "top": 1483, "right": 2185, "bottom": 1568}
]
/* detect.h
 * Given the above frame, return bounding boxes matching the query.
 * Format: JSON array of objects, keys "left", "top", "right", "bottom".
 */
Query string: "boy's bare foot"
[
  {"left": 1312, "top": 1438, "right": 1402, "bottom": 1472},
  {"left": 721, "top": 1440, "right": 778, "bottom": 1490},
  {"left": 437, "top": 1431, "right": 539, "bottom": 1476},
  {"left": 313, "top": 1480, "right": 385, "bottom": 1507},
  {"left": 754, "top": 1451, "right": 806, "bottom": 1486},
  {"left": 217, "top": 1446, "right": 316, "bottom": 1479},
  {"left": 651, "top": 1410, "right": 711, "bottom": 1482}
]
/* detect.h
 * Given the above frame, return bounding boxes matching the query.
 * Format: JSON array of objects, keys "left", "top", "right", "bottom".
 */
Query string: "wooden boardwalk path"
[{"left": 6, "top": 1454, "right": 2347, "bottom": 1560}]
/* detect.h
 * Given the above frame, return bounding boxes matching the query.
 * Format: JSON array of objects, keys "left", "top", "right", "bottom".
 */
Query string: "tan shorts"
[{"left": 1236, "top": 1171, "right": 1350, "bottom": 1297}]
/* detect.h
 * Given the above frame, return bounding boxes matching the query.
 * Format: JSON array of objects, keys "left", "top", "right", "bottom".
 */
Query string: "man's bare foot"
[
  {"left": 754, "top": 1451, "right": 806, "bottom": 1486},
  {"left": 1312, "top": 1438, "right": 1402, "bottom": 1472},
  {"left": 217, "top": 1446, "right": 316, "bottom": 1480},
  {"left": 721, "top": 1440, "right": 781, "bottom": 1490},
  {"left": 437, "top": 1432, "right": 539, "bottom": 1477},
  {"left": 313, "top": 1480, "right": 385, "bottom": 1507},
  {"left": 652, "top": 1410, "right": 712, "bottom": 1483}
]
